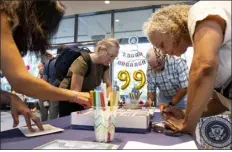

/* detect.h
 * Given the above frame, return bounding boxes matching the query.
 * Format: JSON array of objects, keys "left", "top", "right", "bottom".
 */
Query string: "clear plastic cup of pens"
[
  {"left": 91, "top": 88, "right": 119, "bottom": 143},
  {"left": 93, "top": 106, "right": 118, "bottom": 143}
]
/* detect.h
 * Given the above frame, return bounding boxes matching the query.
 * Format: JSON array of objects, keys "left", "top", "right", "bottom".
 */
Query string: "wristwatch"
[{"left": 168, "top": 102, "right": 174, "bottom": 106}]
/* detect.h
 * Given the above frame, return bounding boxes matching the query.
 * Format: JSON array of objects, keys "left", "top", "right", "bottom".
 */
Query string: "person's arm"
[
  {"left": 183, "top": 15, "right": 225, "bottom": 133},
  {"left": 42, "top": 61, "right": 48, "bottom": 82},
  {"left": 146, "top": 69, "right": 157, "bottom": 107},
  {"left": 70, "top": 57, "right": 88, "bottom": 92},
  {"left": 147, "top": 92, "right": 156, "bottom": 102},
  {"left": 70, "top": 74, "right": 84, "bottom": 92},
  {"left": 0, "top": 90, "right": 11, "bottom": 104},
  {"left": 68, "top": 57, "right": 90, "bottom": 102},
  {"left": 201, "top": 91, "right": 228, "bottom": 117},
  {"left": 38, "top": 63, "right": 44, "bottom": 79},
  {"left": 172, "top": 58, "right": 189, "bottom": 105},
  {"left": 103, "top": 69, "right": 112, "bottom": 96},
  {"left": 172, "top": 88, "right": 187, "bottom": 105},
  {"left": 0, "top": 12, "right": 75, "bottom": 102},
  {"left": 0, "top": 90, "right": 44, "bottom": 132},
  {"left": 147, "top": 92, "right": 156, "bottom": 107}
]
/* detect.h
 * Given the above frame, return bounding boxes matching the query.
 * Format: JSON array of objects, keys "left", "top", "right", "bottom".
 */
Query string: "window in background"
[
  {"left": 69, "top": 45, "right": 95, "bottom": 52},
  {"left": 114, "top": 9, "right": 153, "bottom": 39},
  {"left": 23, "top": 52, "right": 41, "bottom": 78},
  {"left": 84, "top": 45, "right": 95, "bottom": 52},
  {"left": 77, "top": 14, "right": 111, "bottom": 42},
  {"left": 0, "top": 78, "right": 11, "bottom": 92},
  {"left": 51, "top": 17, "right": 75, "bottom": 44}
]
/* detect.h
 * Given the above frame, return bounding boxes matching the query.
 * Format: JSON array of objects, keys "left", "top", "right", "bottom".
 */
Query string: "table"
[{"left": 0, "top": 114, "right": 195, "bottom": 149}]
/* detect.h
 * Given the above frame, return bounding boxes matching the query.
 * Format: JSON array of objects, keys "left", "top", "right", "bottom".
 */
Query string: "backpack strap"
[
  {"left": 60, "top": 47, "right": 91, "bottom": 78},
  {"left": 81, "top": 51, "right": 92, "bottom": 77},
  {"left": 45, "top": 59, "right": 52, "bottom": 80}
]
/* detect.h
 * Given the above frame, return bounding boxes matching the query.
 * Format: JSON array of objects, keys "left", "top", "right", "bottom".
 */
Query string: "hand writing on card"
[
  {"left": 158, "top": 103, "right": 169, "bottom": 113},
  {"left": 10, "top": 94, "right": 44, "bottom": 132},
  {"left": 144, "top": 99, "right": 153, "bottom": 107},
  {"left": 163, "top": 117, "right": 193, "bottom": 135},
  {"left": 161, "top": 106, "right": 193, "bottom": 135},
  {"left": 160, "top": 104, "right": 185, "bottom": 120}
]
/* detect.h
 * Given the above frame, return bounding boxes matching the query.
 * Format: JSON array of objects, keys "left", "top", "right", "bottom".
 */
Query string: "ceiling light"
[
  {"left": 105, "top": 1, "right": 110, "bottom": 4},
  {"left": 115, "top": 19, "right": 120, "bottom": 22}
]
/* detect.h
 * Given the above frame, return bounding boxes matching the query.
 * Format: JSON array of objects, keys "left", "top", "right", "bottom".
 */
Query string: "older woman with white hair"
[{"left": 143, "top": 1, "right": 231, "bottom": 136}]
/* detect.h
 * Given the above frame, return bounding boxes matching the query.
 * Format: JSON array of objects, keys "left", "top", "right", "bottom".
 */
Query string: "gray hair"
[{"left": 143, "top": 4, "right": 191, "bottom": 47}]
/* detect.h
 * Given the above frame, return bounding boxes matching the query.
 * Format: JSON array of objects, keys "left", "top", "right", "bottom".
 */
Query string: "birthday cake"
[{"left": 71, "top": 108, "right": 154, "bottom": 133}]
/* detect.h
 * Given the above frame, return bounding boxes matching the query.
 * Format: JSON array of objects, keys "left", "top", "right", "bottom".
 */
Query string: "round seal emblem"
[
  {"left": 128, "top": 36, "right": 139, "bottom": 45},
  {"left": 199, "top": 115, "right": 231, "bottom": 149}
]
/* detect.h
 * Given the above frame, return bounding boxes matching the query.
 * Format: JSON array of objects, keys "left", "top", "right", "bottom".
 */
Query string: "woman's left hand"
[
  {"left": 162, "top": 111, "right": 193, "bottom": 135},
  {"left": 162, "top": 106, "right": 185, "bottom": 119},
  {"left": 10, "top": 94, "right": 44, "bottom": 132}
]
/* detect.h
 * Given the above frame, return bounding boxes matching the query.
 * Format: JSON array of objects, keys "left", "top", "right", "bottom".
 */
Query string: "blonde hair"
[
  {"left": 97, "top": 38, "right": 120, "bottom": 50},
  {"left": 143, "top": 4, "right": 191, "bottom": 46}
]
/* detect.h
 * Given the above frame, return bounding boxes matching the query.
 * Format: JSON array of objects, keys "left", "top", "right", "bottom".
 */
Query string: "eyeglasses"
[
  {"left": 152, "top": 46, "right": 166, "bottom": 70},
  {"left": 104, "top": 48, "right": 117, "bottom": 60}
]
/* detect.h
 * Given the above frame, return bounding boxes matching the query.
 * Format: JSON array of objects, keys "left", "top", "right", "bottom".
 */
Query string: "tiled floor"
[{"left": 1, "top": 110, "right": 41, "bottom": 132}]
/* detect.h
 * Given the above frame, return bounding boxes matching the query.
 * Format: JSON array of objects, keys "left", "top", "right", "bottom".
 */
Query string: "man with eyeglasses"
[
  {"left": 58, "top": 38, "right": 120, "bottom": 117},
  {"left": 145, "top": 48, "right": 189, "bottom": 110}
]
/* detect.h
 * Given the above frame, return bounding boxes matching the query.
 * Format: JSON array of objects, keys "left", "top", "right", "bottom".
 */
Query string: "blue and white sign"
[{"left": 128, "top": 36, "right": 139, "bottom": 45}]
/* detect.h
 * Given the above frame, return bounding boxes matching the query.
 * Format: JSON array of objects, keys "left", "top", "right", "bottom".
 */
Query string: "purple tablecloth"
[{"left": 0, "top": 113, "right": 194, "bottom": 149}]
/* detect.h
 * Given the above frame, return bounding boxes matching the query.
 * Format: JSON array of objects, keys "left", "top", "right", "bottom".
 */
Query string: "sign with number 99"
[{"left": 118, "top": 70, "right": 146, "bottom": 90}]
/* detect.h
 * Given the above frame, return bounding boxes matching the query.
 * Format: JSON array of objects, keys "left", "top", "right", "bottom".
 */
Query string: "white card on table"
[
  {"left": 123, "top": 141, "right": 198, "bottom": 149},
  {"left": 35, "top": 140, "right": 119, "bottom": 149},
  {"left": 19, "top": 124, "right": 64, "bottom": 137}
]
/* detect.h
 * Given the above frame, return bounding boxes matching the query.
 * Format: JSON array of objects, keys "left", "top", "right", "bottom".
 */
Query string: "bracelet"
[{"left": 71, "top": 92, "right": 78, "bottom": 103}]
